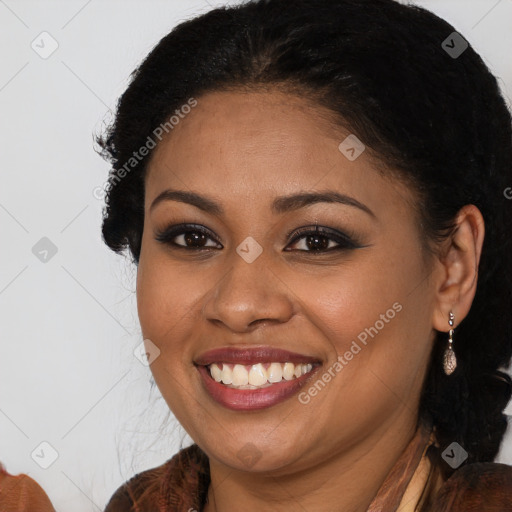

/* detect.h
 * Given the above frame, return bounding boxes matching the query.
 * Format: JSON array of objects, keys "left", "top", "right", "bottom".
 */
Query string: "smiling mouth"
[{"left": 206, "top": 361, "right": 316, "bottom": 389}]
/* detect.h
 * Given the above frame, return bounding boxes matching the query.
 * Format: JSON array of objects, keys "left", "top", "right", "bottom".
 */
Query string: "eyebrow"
[{"left": 149, "top": 189, "right": 376, "bottom": 218}]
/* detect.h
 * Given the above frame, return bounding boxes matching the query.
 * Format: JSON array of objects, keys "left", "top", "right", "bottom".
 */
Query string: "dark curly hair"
[{"left": 96, "top": 0, "right": 512, "bottom": 484}]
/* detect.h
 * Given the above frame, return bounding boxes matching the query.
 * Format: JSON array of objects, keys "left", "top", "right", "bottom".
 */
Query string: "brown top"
[
  {"left": 0, "top": 463, "right": 56, "bottom": 512},
  {"left": 103, "top": 421, "right": 512, "bottom": 512},
  {"left": 431, "top": 462, "right": 512, "bottom": 511},
  {"left": 2, "top": 425, "right": 510, "bottom": 511}
]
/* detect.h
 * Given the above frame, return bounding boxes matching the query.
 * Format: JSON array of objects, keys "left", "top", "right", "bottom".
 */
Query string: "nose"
[{"left": 202, "top": 251, "right": 295, "bottom": 333}]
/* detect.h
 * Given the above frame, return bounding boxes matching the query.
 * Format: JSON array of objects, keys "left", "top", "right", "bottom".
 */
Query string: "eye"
[
  {"left": 155, "top": 223, "right": 362, "bottom": 253},
  {"left": 154, "top": 223, "right": 222, "bottom": 250},
  {"left": 285, "top": 225, "right": 360, "bottom": 253}
]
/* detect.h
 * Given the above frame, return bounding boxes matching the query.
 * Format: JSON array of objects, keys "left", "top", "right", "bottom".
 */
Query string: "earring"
[{"left": 443, "top": 311, "right": 457, "bottom": 375}]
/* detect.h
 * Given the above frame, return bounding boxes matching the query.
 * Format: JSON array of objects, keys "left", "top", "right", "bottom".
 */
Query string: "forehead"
[
  {"left": 148, "top": 89, "right": 342, "bottom": 175},
  {"left": 145, "top": 89, "right": 415, "bottom": 220}
]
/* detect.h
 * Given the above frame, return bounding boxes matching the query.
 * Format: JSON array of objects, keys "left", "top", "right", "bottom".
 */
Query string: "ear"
[{"left": 431, "top": 204, "right": 485, "bottom": 332}]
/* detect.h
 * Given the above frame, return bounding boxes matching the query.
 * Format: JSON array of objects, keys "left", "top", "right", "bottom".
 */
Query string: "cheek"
[
  {"left": 293, "top": 251, "right": 413, "bottom": 346},
  {"left": 294, "top": 241, "right": 431, "bottom": 396},
  {"left": 136, "top": 248, "right": 201, "bottom": 360},
  {"left": 135, "top": 251, "right": 206, "bottom": 429}
]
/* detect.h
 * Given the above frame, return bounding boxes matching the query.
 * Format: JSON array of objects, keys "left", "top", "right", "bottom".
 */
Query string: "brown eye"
[
  {"left": 155, "top": 224, "right": 222, "bottom": 250},
  {"left": 285, "top": 225, "right": 360, "bottom": 253}
]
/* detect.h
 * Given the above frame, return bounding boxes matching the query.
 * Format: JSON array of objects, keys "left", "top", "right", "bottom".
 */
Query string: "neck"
[{"left": 203, "top": 413, "right": 424, "bottom": 512}]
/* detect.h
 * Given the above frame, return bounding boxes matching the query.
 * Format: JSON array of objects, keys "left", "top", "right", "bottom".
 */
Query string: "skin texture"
[{"left": 136, "top": 89, "right": 485, "bottom": 512}]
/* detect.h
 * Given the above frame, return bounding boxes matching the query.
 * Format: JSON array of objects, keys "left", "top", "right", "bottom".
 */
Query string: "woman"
[{"left": 96, "top": 0, "right": 512, "bottom": 510}]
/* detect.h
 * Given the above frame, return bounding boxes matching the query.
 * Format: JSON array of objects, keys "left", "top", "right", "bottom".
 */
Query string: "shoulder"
[
  {"left": 430, "top": 462, "right": 512, "bottom": 512},
  {"left": 103, "top": 444, "right": 209, "bottom": 512},
  {"left": 0, "top": 463, "right": 56, "bottom": 512},
  {"left": 103, "top": 460, "right": 170, "bottom": 512}
]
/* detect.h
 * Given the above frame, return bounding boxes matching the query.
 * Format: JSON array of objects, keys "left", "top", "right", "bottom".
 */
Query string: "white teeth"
[
  {"left": 283, "top": 362, "right": 295, "bottom": 380},
  {"left": 220, "top": 364, "right": 233, "bottom": 385},
  {"left": 268, "top": 362, "right": 283, "bottom": 383},
  {"left": 208, "top": 362, "right": 315, "bottom": 389},
  {"left": 210, "top": 363, "right": 222, "bottom": 382},
  {"left": 232, "top": 364, "right": 248, "bottom": 386},
  {"left": 249, "top": 364, "right": 268, "bottom": 386}
]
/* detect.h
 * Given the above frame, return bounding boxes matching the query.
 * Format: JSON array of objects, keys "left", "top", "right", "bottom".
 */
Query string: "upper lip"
[{"left": 194, "top": 346, "right": 322, "bottom": 366}]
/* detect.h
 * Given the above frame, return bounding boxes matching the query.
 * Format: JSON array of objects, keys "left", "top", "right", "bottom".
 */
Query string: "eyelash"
[{"left": 154, "top": 223, "right": 362, "bottom": 254}]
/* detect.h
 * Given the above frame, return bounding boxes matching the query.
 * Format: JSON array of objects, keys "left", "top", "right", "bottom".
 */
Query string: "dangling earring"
[{"left": 443, "top": 311, "right": 457, "bottom": 375}]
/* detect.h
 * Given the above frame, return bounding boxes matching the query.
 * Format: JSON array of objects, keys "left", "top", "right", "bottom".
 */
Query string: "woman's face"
[{"left": 136, "top": 89, "right": 439, "bottom": 473}]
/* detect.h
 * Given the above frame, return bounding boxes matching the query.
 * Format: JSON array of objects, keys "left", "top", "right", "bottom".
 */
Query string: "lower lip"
[{"left": 196, "top": 364, "right": 321, "bottom": 411}]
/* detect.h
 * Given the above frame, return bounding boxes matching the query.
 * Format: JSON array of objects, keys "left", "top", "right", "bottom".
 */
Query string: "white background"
[{"left": 1, "top": 1, "right": 511, "bottom": 510}]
